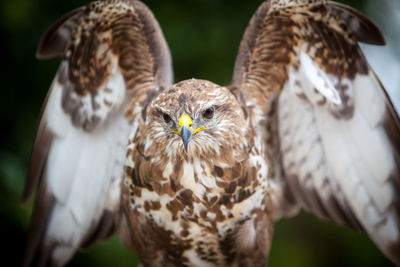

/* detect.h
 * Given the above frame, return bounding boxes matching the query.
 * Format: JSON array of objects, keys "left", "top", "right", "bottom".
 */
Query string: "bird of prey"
[{"left": 22, "top": 0, "right": 400, "bottom": 266}]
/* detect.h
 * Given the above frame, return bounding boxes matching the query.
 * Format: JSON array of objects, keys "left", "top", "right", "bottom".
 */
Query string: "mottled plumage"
[
  {"left": 122, "top": 79, "right": 273, "bottom": 266},
  {"left": 23, "top": 0, "right": 400, "bottom": 266}
]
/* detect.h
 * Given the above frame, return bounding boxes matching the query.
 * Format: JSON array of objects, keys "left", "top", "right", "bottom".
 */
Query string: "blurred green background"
[{"left": 0, "top": 0, "right": 398, "bottom": 266}]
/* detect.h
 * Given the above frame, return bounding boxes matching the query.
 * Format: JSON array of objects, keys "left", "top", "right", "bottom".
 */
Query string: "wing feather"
[
  {"left": 23, "top": 1, "right": 173, "bottom": 266},
  {"left": 231, "top": 0, "right": 400, "bottom": 264},
  {"left": 36, "top": 8, "right": 84, "bottom": 59}
]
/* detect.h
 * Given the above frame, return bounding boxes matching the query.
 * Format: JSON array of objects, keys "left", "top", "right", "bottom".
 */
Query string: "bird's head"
[{"left": 143, "top": 79, "right": 249, "bottom": 159}]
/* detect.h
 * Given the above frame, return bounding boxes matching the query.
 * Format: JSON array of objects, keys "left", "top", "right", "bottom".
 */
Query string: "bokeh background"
[{"left": 1, "top": 0, "right": 399, "bottom": 266}]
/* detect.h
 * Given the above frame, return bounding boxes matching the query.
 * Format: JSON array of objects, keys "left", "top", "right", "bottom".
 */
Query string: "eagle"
[{"left": 22, "top": 0, "right": 400, "bottom": 266}]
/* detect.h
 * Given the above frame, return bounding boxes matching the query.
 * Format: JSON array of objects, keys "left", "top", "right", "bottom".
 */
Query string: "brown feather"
[
  {"left": 132, "top": 0, "right": 173, "bottom": 89},
  {"left": 22, "top": 107, "right": 53, "bottom": 203},
  {"left": 327, "top": 1, "right": 386, "bottom": 45},
  {"left": 36, "top": 8, "right": 84, "bottom": 59},
  {"left": 80, "top": 210, "right": 119, "bottom": 250},
  {"left": 22, "top": 182, "right": 55, "bottom": 267}
]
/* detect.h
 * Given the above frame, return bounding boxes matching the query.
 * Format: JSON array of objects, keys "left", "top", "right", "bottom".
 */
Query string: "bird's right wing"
[{"left": 22, "top": 1, "right": 173, "bottom": 266}]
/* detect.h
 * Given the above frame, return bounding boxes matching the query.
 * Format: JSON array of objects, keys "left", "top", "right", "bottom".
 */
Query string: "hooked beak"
[
  {"left": 177, "top": 114, "right": 193, "bottom": 153},
  {"left": 180, "top": 124, "right": 192, "bottom": 152}
]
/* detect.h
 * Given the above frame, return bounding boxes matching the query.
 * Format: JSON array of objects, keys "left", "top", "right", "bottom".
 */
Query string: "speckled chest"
[{"left": 123, "top": 150, "right": 269, "bottom": 265}]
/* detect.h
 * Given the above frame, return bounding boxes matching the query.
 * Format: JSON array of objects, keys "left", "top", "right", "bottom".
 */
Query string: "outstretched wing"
[
  {"left": 22, "top": 1, "right": 173, "bottom": 266},
  {"left": 231, "top": 0, "right": 399, "bottom": 264}
]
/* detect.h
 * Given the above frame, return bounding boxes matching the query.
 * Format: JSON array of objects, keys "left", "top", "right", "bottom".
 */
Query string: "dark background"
[{"left": 1, "top": 0, "right": 398, "bottom": 266}]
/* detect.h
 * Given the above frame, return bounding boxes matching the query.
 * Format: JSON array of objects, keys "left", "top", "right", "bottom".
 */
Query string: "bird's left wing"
[
  {"left": 22, "top": 1, "right": 173, "bottom": 266},
  {"left": 231, "top": 0, "right": 399, "bottom": 264}
]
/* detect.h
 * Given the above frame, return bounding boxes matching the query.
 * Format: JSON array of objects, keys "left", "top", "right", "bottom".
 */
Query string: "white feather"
[
  {"left": 279, "top": 56, "right": 400, "bottom": 256},
  {"left": 300, "top": 51, "right": 342, "bottom": 105},
  {"left": 42, "top": 63, "right": 132, "bottom": 258}
]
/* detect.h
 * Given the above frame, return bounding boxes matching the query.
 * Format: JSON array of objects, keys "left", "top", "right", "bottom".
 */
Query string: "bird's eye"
[
  {"left": 202, "top": 107, "right": 214, "bottom": 120},
  {"left": 163, "top": 113, "right": 172, "bottom": 123}
]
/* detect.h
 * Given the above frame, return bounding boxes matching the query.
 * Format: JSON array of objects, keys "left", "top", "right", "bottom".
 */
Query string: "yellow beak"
[{"left": 173, "top": 114, "right": 207, "bottom": 152}]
